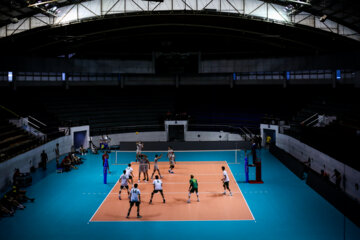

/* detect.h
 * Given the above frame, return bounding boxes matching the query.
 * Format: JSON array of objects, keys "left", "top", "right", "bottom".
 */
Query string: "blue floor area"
[{"left": 0, "top": 150, "right": 359, "bottom": 240}]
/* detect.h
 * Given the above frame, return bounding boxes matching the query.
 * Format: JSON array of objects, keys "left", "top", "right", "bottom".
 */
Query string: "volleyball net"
[{"left": 112, "top": 149, "right": 251, "bottom": 165}]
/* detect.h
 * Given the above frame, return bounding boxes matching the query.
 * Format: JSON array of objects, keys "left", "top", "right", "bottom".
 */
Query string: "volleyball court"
[{"left": 90, "top": 150, "right": 254, "bottom": 222}]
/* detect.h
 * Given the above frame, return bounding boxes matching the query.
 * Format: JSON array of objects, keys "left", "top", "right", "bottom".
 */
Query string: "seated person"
[
  {"left": 79, "top": 145, "right": 87, "bottom": 155},
  {"left": 61, "top": 155, "right": 78, "bottom": 171},
  {"left": 71, "top": 153, "right": 83, "bottom": 165},
  {"left": 1, "top": 193, "right": 25, "bottom": 210},
  {"left": 11, "top": 185, "right": 34, "bottom": 203},
  {"left": 0, "top": 202, "right": 14, "bottom": 216}
]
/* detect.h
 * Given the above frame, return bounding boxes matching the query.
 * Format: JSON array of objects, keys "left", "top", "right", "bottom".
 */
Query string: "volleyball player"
[
  {"left": 187, "top": 175, "right": 199, "bottom": 203},
  {"left": 144, "top": 155, "right": 150, "bottom": 182},
  {"left": 119, "top": 170, "right": 130, "bottom": 200},
  {"left": 221, "top": 166, "right": 232, "bottom": 196},
  {"left": 151, "top": 154, "right": 163, "bottom": 179},
  {"left": 149, "top": 175, "right": 166, "bottom": 204},
  {"left": 167, "top": 146, "right": 174, "bottom": 160},
  {"left": 136, "top": 141, "right": 144, "bottom": 162},
  {"left": 126, "top": 183, "right": 141, "bottom": 218},
  {"left": 168, "top": 152, "right": 176, "bottom": 174},
  {"left": 125, "top": 163, "right": 134, "bottom": 185},
  {"left": 138, "top": 154, "right": 149, "bottom": 182}
]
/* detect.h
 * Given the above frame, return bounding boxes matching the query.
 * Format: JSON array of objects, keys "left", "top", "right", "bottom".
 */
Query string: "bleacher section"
[
  {"left": 0, "top": 120, "right": 40, "bottom": 162},
  {"left": 285, "top": 91, "right": 360, "bottom": 171}
]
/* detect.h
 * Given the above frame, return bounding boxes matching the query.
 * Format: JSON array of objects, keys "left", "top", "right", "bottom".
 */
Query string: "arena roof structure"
[{"left": 0, "top": 0, "right": 359, "bottom": 41}]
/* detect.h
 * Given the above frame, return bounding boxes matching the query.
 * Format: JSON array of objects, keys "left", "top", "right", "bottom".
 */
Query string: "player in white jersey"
[
  {"left": 119, "top": 170, "right": 130, "bottom": 200},
  {"left": 149, "top": 175, "right": 166, "bottom": 204},
  {"left": 168, "top": 152, "right": 176, "bottom": 174},
  {"left": 167, "top": 146, "right": 174, "bottom": 160},
  {"left": 136, "top": 142, "right": 144, "bottom": 162},
  {"left": 125, "top": 163, "right": 134, "bottom": 185},
  {"left": 221, "top": 166, "right": 232, "bottom": 196},
  {"left": 126, "top": 183, "right": 142, "bottom": 218},
  {"left": 151, "top": 154, "right": 163, "bottom": 179}
]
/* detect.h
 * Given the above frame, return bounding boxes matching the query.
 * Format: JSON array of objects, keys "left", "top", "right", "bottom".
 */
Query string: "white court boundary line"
[
  {"left": 226, "top": 160, "right": 256, "bottom": 222},
  {"left": 88, "top": 179, "right": 119, "bottom": 223},
  {"left": 89, "top": 160, "right": 255, "bottom": 223},
  {"left": 110, "top": 191, "right": 243, "bottom": 195},
  {"left": 114, "top": 149, "right": 240, "bottom": 152}
]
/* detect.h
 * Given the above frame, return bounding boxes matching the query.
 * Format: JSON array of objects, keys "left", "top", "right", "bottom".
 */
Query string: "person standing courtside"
[
  {"left": 54, "top": 143, "right": 60, "bottom": 167},
  {"left": 41, "top": 150, "right": 48, "bottom": 170},
  {"left": 126, "top": 183, "right": 142, "bottom": 218}
]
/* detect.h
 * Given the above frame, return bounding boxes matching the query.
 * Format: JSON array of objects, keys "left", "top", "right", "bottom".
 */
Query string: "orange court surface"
[{"left": 90, "top": 161, "right": 254, "bottom": 222}]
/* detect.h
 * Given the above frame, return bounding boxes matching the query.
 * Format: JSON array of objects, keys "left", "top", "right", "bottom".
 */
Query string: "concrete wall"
[
  {"left": 0, "top": 125, "right": 90, "bottom": 191},
  {"left": 185, "top": 131, "right": 242, "bottom": 141},
  {"left": 0, "top": 135, "right": 72, "bottom": 191},
  {"left": 276, "top": 133, "right": 360, "bottom": 201},
  {"left": 91, "top": 131, "right": 244, "bottom": 146}
]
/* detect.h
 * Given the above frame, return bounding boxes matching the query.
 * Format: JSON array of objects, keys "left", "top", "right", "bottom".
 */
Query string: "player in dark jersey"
[{"left": 187, "top": 175, "right": 199, "bottom": 203}]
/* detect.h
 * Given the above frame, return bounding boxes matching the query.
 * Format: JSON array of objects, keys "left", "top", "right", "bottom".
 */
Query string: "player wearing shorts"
[
  {"left": 168, "top": 152, "right": 176, "bottom": 174},
  {"left": 119, "top": 170, "right": 130, "bottom": 200},
  {"left": 138, "top": 154, "right": 149, "bottom": 182},
  {"left": 187, "top": 175, "right": 199, "bottom": 203},
  {"left": 222, "top": 166, "right": 232, "bottom": 196},
  {"left": 144, "top": 155, "right": 150, "bottom": 181},
  {"left": 151, "top": 154, "right": 163, "bottom": 179},
  {"left": 167, "top": 146, "right": 174, "bottom": 160},
  {"left": 136, "top": 142, "right": 144, "bottom": 162},
  {"left": 149, "top": 175, "right": 166, "bottom": 204},
  {"left": 126, "top": 163, "right": 134, "bottom": 185},
  {"left": 126, "top": 183, "right": 141, "bottom": 218}
]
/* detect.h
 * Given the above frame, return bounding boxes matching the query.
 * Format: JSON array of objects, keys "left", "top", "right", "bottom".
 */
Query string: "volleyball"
[{"left": 136, "top": 132, "right": 139, "bottom": 135}]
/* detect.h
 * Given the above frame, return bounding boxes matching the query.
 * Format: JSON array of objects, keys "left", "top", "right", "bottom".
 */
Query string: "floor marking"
[
  {"left": 113, "top": 149, "right": 240, "bottom": 153},
  {"left": 226, "top": 160, "right": 256, "bottom": 221},
  {"left": 88, "top": 180, "right": 119, "bottom": 223},
  {"left": 110, "top": 191, "right": 242, "bottom": 195},
  {"left": 90, "top": 219, "right": 256, "bottom": 223}
]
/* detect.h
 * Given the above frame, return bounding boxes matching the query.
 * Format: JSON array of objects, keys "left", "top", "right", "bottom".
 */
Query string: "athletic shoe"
[
  {"left": 119, "top": 195, "right": 121, "bottom": 200},
  {"left": 151, "top": 176, "right": 153, "bottom": 179},
  {"left": 137, "top": 215, "right": 142, "bottom": 218},
  {"left": 163, "top": 199, "right": 166, "bottom": 203},
  {"left": 187, "top": 199, "right": 190, "bottom": 203},
  {"left": 168, "top": 170, "right": 171, "bottom": 173},
  {"left": 230, "top": 192, "right": 233, "bottom": 196},
  {"left": 160, "top": 176, "right": 163, "bottom": 179},
  {"left": 223, "top": 191, "right": 226, "bottom": 195},
  {"left": 144, "top": 180, "right": 147, "bottom": 183},
  {"left": 149, "top": 200, "right": 152, "bottom": 204},
  {"left": 138, "top": 180, "right": 140, "bottom": 183},
  {"left": 126, "top": 216, "right": 129, "bottom": 218}
]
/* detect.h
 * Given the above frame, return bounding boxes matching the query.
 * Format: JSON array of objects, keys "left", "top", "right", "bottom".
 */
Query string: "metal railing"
[{"left": 300, "top": 113, "right": 319, "bottom": 127}]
